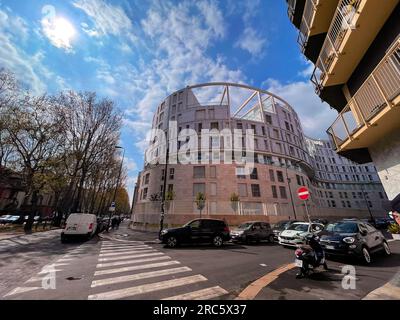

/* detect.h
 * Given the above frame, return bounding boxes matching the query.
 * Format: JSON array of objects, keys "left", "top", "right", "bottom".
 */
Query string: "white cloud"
[
  {"left": 196, "top": 0, "right": 226, "bottom": 38},
  {"left": 73, "top": 0, "right": 137, "bottom": 43},
  {"left": 235, "top": 26, "right": 267, "bottom": 57},
  {"left": 262, "top": 78, "right": 338, "bottom": 139}
]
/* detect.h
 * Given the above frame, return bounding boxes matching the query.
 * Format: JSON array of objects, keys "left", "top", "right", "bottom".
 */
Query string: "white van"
[{"left": 61, "top": 213, "right": 97, "bottom": 243}]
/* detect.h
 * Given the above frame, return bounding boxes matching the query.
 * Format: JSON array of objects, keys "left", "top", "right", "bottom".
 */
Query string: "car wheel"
[
  {"left": 361, "top": 246, "right": 372, "bottom": 264},
  {"left": 213, "top": 235, "right": 223, "bottom": 247},
  {"left": 268, "top": 235, "right": 274, "bottom": 243},
  {"left": 382, "top": 241, "right": 391, "bottom": 256},
  {"left": 166, "top": 236, "right": 178, "bottom": 248}
]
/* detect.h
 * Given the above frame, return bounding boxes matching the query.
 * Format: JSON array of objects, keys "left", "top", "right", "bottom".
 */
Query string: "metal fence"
[
  {"left": 328, "top": 38, "right": 400, "bottom": 150},
  {"left": 311, "top": 0, "right": 361, "bottom": 89}
]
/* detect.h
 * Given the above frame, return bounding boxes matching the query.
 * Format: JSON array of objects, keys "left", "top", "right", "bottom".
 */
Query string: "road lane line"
[
  {"left": 88, "top": 275, "right": 207, "bottom": 300},
  {"left": 162, "top": 286, "right": 229, "bottom": 300},
  {"left": 98, "top": 252, "right": 164, "bottom": 262},
  {"left": 97, "top": 256, "right": 171, "bottom": 268},
  {"left": 91, "top": 266, "right": 192, "bottom": 287},
  {"left": 236, "top": 263, "right": 296, "bottom": 300},
  {"left": 94, "top": 261, "right": 181, "bottom": 276}
]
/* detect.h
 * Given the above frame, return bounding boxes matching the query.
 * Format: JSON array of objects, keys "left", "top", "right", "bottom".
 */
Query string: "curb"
[
  {"left": 363, "top": 271, "right": 400, "bottom": 300},
  {"left": 98, "top": 231, "right": 161, "bottom": 244}
]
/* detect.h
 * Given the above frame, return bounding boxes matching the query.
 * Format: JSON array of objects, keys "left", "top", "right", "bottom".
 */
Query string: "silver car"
[{"left": 230, "top": 221, "right": 275, "bottom": 244}]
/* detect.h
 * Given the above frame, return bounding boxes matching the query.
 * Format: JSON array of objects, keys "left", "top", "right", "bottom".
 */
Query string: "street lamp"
[
  {"left": 360, "top": 182, "right": 374, "bottom": 223},
  {"left": 107, "top": 145, "right": 125, "bottom": 231}
]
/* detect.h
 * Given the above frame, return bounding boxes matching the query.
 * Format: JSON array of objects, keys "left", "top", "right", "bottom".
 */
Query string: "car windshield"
[
  {"left": 326, "top": 222, "right": 358, "bottom": 233},
  {"left": 238, "top": 222, "right": 253, "bottom": 230},
  {"left": 287, "top": 224, "right": 309, "bottom": 232}
]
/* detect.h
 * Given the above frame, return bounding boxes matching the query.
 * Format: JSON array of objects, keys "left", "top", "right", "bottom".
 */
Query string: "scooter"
[{"left": 294, "top": 233, "right": 328, "bottom": 278}]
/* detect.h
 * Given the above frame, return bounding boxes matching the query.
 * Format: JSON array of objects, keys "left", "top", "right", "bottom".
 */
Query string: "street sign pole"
[{"left": 304, "top": 199, "right": 311, "bottom": 223}]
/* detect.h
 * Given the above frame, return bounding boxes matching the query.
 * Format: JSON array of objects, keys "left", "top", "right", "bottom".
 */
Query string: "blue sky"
[{"left": 0, "top": 0, "right": 338, "bottom": 201}]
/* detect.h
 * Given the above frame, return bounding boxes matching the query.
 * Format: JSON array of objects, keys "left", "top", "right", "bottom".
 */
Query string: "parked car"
[
  {"left": 279, "top": 222, "right": 324, "bottom": 247},
  {"left": 319, "top": 219, "right": 391, "bottom": 264},
  {"left": 96, "top": 217, "right": 109, "bottom": 233},
  {"left": 370, "top": 217, "right": 394, "bottom": 230},
  {"left": 230, "top": 221, "right": 274, "bottom": 244},
  {"left": 272, "top": 220, "right": 299, "bottom": 240},
  {"left": 61, "top": 213, "right": 98, "bottom": 243},
  {"left": 160, "top": 218, "right": 230, "bottom": 248},
  {"left": 0, "top": 215, "right": 14, "bottom": 224}
]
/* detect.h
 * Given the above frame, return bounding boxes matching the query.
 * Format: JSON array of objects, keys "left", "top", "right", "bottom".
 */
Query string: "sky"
[{"left": 0, "top": 0, "right": 339, "bottom": 202}]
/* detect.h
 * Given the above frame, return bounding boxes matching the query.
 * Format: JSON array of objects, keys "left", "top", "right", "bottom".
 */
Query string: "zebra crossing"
[{"left": 88, "top": 240, "right": 229, "bottom": 300}]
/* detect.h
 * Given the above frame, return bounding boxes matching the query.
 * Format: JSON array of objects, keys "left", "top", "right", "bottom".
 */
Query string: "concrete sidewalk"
[
  {"left": 98, "top": 222, "right": 160, "bottom": 244},
  {"left": 363, "top": 270, "right": 400, "bottom": 300}
]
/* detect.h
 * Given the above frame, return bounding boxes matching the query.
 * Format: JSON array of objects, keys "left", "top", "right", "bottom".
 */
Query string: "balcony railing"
[
  {"left": 297, "top": 0, "right": 318, "bottom": 51},
  {"left": 287, "top": 0, "right": 297, "bottom": 17},
  {"left": 311, "top": 0, "right": 361, "bottom": 91},
  {"left": 327, "top": 39, "right": 400, "bottom": 150}
]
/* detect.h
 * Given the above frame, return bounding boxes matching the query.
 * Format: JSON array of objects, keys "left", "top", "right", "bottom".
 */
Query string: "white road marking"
[
  {"left": 4, "top": 286, "right": 41, "bottom": 297},
  {"left": 99, "top": 248, "right": 155, "bottom": 257},
  {"left": 94, "top": 261, "right": 181, "bottom": 276},
  {"left": 97, "top": 256, "right": 171, "bottom": 268},
  {"left": 91, "top": 266, "right": 192, "bottom": 288},
  {"left": 88, "top": 275, "right": 207, "bottom": 300},
  {"left": 98, "top": 252, "right": 164, "bottom": 262},
  {"left": 100, "top": 246, "right": 150, "bottom": 252},
  {"left": 57, "top": 258, "right": 75, "bottom": 262},
  {"left": 162, "top": 286, "right": 228, "bottom": 300}
]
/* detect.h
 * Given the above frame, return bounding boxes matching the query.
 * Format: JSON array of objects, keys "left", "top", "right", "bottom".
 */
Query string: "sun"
[{"left": 42, "top": 16, "right": 76, "bottom": 51}]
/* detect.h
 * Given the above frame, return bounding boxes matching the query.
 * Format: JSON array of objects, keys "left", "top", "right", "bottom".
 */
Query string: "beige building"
[
  {"left": 286, "top": 0, "right": 400, "bottom": 199},
  {"left": 131, "top": 83, "right": 387, "bottom": 226}
]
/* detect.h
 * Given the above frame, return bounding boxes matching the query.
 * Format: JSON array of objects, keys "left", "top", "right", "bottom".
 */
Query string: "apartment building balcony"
[
  {"left": 298, "top": 0, "right": 339, "bottom": 63},
  {"left": 311, "top": 0, "right": 398, "bottom": 110},
  {"left": 287, "top": 0, "right": 306, "bottom": 29},
  {"left": 327, "top": 39, "right": 400, "bottom": 163}
]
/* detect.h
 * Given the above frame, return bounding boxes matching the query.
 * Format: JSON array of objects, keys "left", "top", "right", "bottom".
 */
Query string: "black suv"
[
  {"left": 160, "top": 219, "right": 230, "bottom": 248},
  {"left": 271, "top": 219, "right": 299, "bottom": 240},
  {"left": 319, "top": 219, "right": 391, "bottom": 264}
]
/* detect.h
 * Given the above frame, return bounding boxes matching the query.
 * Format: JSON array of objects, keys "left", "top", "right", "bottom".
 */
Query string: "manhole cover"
[{"left": 66, "top": 276, "right": 82, "bottom": 281}]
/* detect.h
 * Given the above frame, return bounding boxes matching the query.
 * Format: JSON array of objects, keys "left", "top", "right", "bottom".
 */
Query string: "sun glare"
[{"left": 42, "top": 16, "right": 76, "bottom": 51}]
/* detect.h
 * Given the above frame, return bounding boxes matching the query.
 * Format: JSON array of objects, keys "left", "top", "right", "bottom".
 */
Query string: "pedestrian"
[
  {"left": 111, "top": 216, "right": 117, "bottom": 230},
  {"left": 116, "top": 216, "right": 121, "bottom": 230},
  {"left": 389, "top": 193, "right": 400, "bottom": 226}
]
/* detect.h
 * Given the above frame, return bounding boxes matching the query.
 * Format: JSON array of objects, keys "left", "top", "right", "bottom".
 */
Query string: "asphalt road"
[{"left": 0, "top": 223, "right": 399, "bottom": 300}]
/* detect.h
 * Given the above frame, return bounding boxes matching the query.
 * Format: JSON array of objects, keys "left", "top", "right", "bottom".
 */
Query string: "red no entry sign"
[{"left": 297, "top": 187, "right": 309, "bottom": 200}]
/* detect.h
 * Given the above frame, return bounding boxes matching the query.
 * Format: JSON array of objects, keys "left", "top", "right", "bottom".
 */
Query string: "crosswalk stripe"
[
  {"left": 97, "top": 256, "right": 171, "bottom": 268},
  {"left": 99, "top": 249, "right": 155, "bottom": 257},
  {"left": 162, "top": 286, "right": 229, "bottom": 300},
  {"left": 99, "top": 252, "right": 164, "bottom": 262},
  {"left": 91, "top": 266, "right": 191, "bottom": 288},
  {"left": 101, "top": 242, "right": 144, "bottom": 247},
  {"left": 4, "top": 286, "right": 41, "bottom": 297},
  {"left": 100, "top": 246, "right": 150, "bottom": 252},
  {"left": 88, "top": 274, "right": 207, "bottom": 300},
  {"left": 100, "top": 245, "right": 147, "bottom": 250},
  {"left": 94, "top": 261, "right": 180, "bottom": 276},
  {"left": 57, "top": 258, "right": 75, "bottom": 262}
]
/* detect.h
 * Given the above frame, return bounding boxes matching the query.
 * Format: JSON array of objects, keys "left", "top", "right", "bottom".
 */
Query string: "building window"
[
  {"left": 279, "top": 186, "right": 287, "bottom": 199},
  {"left": 210, "top": 183, "right": 217, "bottom": 196},
  {"left": 168, "top": 184, "right": 174, "bottom": 192},
  {"left": 265, "top": 115, "right": 272, "bottom": 125},
  {"left": 169, "top": 168, "right": 175, "bottom": 180},
  {"left": 144, "top": 173, "right": 150, "bottom": 185},
  {"left": 296, "top": 175, "right": 302, "bottom": 186},
  {"left": 238, "top": 183, "right": 247, "bottom": 197},
  {"left": 193, "top": 166, "right": 205, "bottom": 178},
  {"left": 271, "top": 185, "right": 278, "bottom": 198},
  {"left": 269, "top": 169, "right": 275, "bottom": 182},
  {"left": 237, "top": 122, "right": 243, "bottom": 129},
  {"left": 277, "top": 171, "right": 284, "bottom": 183},
  {"left": 250, "top": 168, "right": 258, "bottom": 179},
  {"left": 273, "top": 129, "right": 279, "bottom": 139},
  {"left": 261, "top": 126, "right": 266, "bottom": 135},
  {"left": 251, "top": 184, "right": 261, "bottom": 197},
  {"left": 331, "top": 200, "right": 336, "bottom": 207},
  {"left": 193, "top": 183, "right": 205, "bottom": 196},
  {"left": 210, "top": 122, "right": 219, "bottom": 130},
  {"left": 236, "top": 167, "right": 246, "bottom": 179},
  {"left": 143, "top": 188, "right": 148, "bottom": 199},
  {"left": 210, "top": 166, "right": 216, "bottom": 178},
  {"left": 161, "top": 169, "right": 165, "bottom": 181}
]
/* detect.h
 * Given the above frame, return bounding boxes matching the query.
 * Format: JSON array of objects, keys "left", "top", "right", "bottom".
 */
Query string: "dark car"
[
  {"left": 319, "top": 219, "right": 391, "bottom": 264},
  {"left": 159, "top": 218, "right": 230, "bottom": 248},
  {"left": 271, "top": 219, "right": 299, "bottom": 240},
  {"left": 230, "top": 221, "right": 274, "bottom": 244}
]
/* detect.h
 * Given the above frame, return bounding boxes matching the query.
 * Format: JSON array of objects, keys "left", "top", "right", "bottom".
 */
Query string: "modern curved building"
[{"left": 131, "top": 83, "right": 387, "bottom": 226}]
